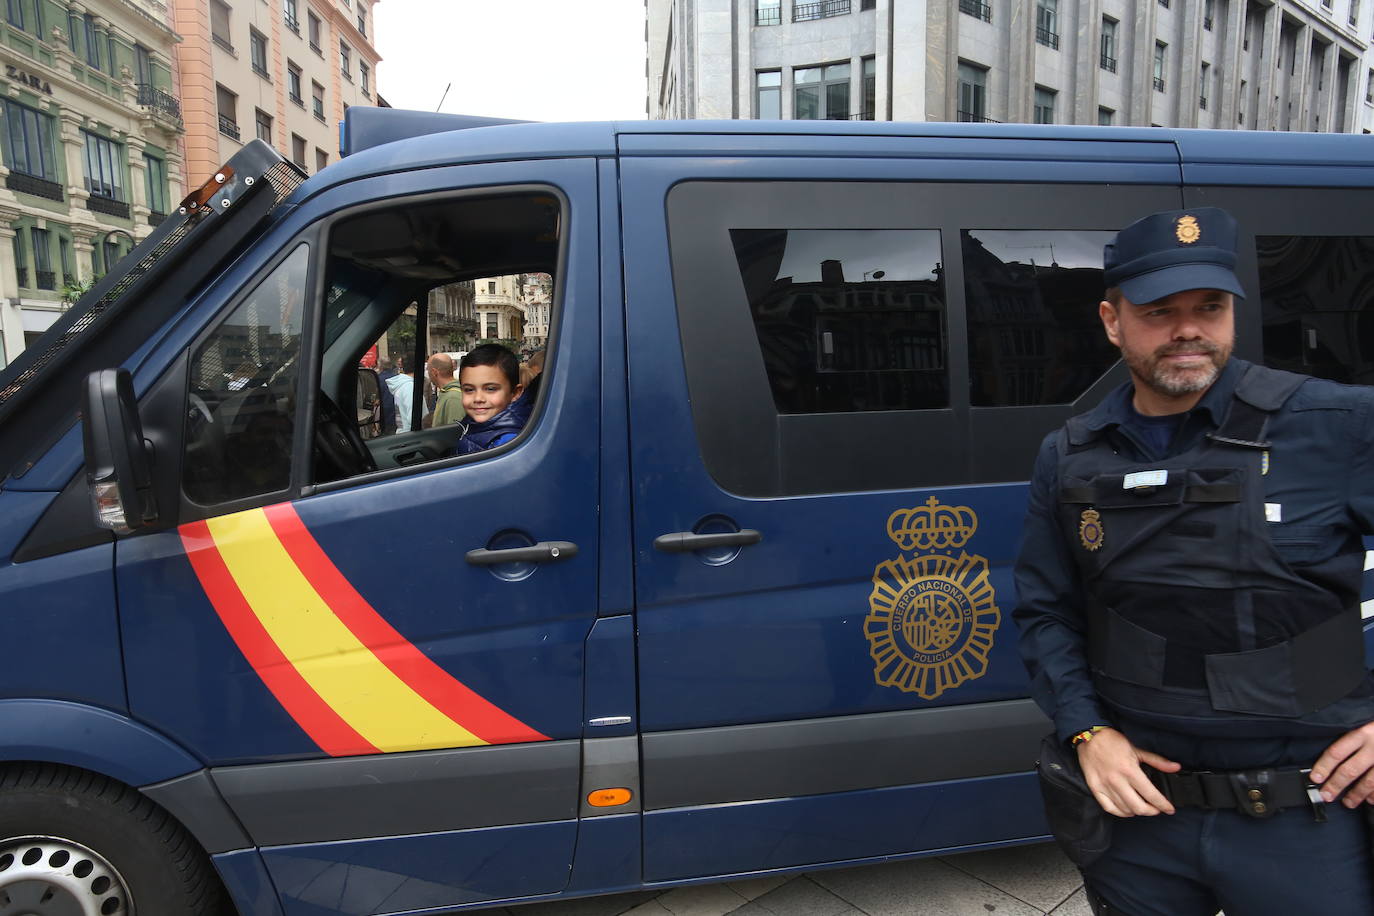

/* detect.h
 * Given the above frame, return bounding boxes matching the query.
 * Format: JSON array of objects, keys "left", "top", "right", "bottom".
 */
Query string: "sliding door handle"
[
  {"left": 466, "top": 541, "right": 579, "bottom": 565},
  {"left": 653, "top": 530, "right": 762, "bottom": 553}
]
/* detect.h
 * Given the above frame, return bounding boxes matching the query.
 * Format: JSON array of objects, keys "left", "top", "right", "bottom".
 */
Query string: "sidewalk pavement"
[{"left": 490, "top": 842, "right": 1091, "bottom": 916}]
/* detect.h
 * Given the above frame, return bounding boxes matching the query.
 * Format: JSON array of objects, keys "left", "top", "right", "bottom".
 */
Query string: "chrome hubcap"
[{"left": 0, "top": 837, "right": 131, "bottom": 916}]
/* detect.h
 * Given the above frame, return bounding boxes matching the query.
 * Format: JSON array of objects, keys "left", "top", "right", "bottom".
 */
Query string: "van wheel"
[{"left": 0, "top": 764, "right": 233, "bottom": 915}]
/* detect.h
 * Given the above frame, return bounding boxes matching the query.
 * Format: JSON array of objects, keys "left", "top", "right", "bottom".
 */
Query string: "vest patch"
[{"left": 1079, "top": 509, "right": 1104, "bottom": 551}]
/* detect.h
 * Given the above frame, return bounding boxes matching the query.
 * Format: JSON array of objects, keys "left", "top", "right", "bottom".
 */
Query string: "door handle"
[
  {"left": 466, "top": 541, "right": 579, "bottom": 565},
  {"left": 653, "top": 530, "right": 763, "bottom": 553}
]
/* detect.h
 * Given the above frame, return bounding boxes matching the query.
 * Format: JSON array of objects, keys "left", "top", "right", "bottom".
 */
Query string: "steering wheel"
[{"left": 314, "top": 390, "right": 376, "bottom": 481}]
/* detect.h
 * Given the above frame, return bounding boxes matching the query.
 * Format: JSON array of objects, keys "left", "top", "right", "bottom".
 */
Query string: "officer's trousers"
[{"left": 1085, "top": 722, "right": 1374, "bottom": 916}]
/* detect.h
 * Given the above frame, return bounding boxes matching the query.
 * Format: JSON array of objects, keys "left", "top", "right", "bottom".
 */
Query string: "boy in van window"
[{"left": 455, "top": 344, "right": 529, "bottom": 454}]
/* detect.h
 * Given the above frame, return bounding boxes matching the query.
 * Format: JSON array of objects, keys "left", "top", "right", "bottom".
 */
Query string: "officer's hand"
[
  {"left": 1076, "top": 727, "right": 1180, "bottom": 818},
  {"left": 1311, "top": 722, "right": 1374, "bottom": 807}
]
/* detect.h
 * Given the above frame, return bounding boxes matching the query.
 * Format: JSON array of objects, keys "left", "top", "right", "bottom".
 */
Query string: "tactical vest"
[{"left": 1057, "top": 364, "right": 1370, "bottom": 733}]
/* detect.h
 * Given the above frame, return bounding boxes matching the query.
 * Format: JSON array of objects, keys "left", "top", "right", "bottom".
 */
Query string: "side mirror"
[
  {"left": 82, "top": 368, "right": 158, "bottom": 532},
  {"left": 356, "top": 366, "right": 381, "bottom": 440}
]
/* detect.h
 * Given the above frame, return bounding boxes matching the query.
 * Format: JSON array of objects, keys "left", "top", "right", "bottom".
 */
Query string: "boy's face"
[{"left": 460, "top": 364, "right": 522, "bottom": 422}]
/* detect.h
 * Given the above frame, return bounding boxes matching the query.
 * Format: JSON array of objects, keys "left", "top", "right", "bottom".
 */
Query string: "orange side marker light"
[{"left": 587, "top": 788, "right": 633, "bottom": 808}]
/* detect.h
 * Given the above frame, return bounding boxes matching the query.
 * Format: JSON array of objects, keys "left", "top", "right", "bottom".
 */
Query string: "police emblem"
[
  {"left": 1175, "top": 215, "right": 1202, "bottom": 245},
  {"left": 865, "top": 497, "right": 1001, "bottom": 699},
  {"left": 1079, "top": 508, "right": 1104, "bottom": 551}
]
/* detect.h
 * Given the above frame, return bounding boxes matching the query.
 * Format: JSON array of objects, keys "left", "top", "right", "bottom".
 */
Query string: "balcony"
[
  {"left": 36, "top": 270, "right": 55, "bottom": 291},
  {"left": 1036, "top": 27, "right": 1059, "bottom": 49},
  {"left": 212, "top": 32, "right": 234, "bottom": 53},
  {"left": 957, "top": 111, "right": 1001, "bottom": 122},
  {"left": 137, "top": 84, "right": 182, "bottom": 122},
  {"left": 6, "top": 172, "right": 64, "bottom": 201},
  {"left": 87, "top": 195, "right": 131, "bottom": 219},
  {"left": 755, "top": 6, "right": 780, "bottom": 25},
  {"left": 218, "top": 114, "right": 241, "bottom": 140},
  {"left": 959, "top": 0, "right": 992, "bottom": 22},
  {"left": 794, "top": 0, "right": 850, "bottom": 22},
  {"left": 1200, "top": 96, "right": 1208, "bottom": 109},
  {"left": 284, "top": 13, "right": 300, "bottom": 34},
  {"left": 1154, "top": 77, "right": 1166, "bottom": 91},
  {"left": 1100, "top": 54, "right": 1117, "bottom": 72}
]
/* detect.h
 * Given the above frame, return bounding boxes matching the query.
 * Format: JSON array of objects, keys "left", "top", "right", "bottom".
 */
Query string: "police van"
[{"left": 0, "top": 110, "right": 1372, "bottom": 915}]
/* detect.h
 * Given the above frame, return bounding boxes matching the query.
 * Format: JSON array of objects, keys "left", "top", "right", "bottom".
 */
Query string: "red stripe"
[
  {"left": 262, "top": 503, "right": 549, "bottom": 745},
  {"left": 179, "top": 519, "right": 378, "bottom": 757}
]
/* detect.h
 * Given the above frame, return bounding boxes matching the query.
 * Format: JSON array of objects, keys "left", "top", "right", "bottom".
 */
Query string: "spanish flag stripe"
[
  {"left": 262, "top": 503, "right": 549, "bottom": 744},
  {"left": 179, "top": 519, "right": 378, "bottom": 757},
  {"left": 205, "top": 508, "right": 487, "bottom": 752}
]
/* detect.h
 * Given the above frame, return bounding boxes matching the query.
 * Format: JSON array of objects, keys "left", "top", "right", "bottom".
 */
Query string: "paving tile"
[
  {"left": 506, "top": 891, "right": 662, "bottom": 915},
  {"left": 657, "top": 883, "right": 750, "bottom": 916},
  {"left": 938, "top": 843, "right": 1084, "bottom": 912},
  {"left": 1047, "top": 887, "right": 1093, "bottom": 916},
  {"left": 811, "top": 857, "right": 1042, "bottom": 916},
  {"left": 726, "top": 875, "right": 789, "bottom": 902},
  {"left": 746, "top": 876, "right": 861, "bottom": 916},
  {"left": 623, "top": 900, "right": 674, "bottom": 916}
]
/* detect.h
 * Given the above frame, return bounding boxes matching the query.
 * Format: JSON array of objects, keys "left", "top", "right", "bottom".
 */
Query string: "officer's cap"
[{"left": 1104, "top": 207, "right": 1245, "bottom": 305}]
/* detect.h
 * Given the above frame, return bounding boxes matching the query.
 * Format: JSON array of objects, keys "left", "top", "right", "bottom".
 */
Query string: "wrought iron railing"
[
  {"left": 16, "top": 267, "right": 28, "bottom": 288},
  {"left": 1200, "top": 96, "right": 1208, "bottom": 109},
  {"left": 1154, "top": 76, "right": 1166, "bottom": 91},
  {"left": 87, "top": 196, "right": 131, "bottom": 218},
  {"left": 755, "top": 5, "right": 780, "bottom": 25},
  {"left": 794, "top": 0, "right": 850, "bottom": 22},
  {"left": 957, "top": 111, "right": 1001, "bottom": 122},
  {"left": 148, "top": 211, "right": 167, "bottom": 227},
  {"left": 959, "top": 0, "right": 992, "bottom": 22},
  {"left": 1101, "top": 54, "right": 1117, "bottom": 72},
  {"left": 6, "top": 172, "right": 63, "bottom": 201},
  {"left": 36, "top": 270, "right": 55, "bottom": 291},
  {"left": 1036, "top": 26, "right": 1059, "bottom": 49},
  {"left": 284, "top": 12, "right": 300, "bottom": 33},
  {"left": 218, "top": 114, "right": 241, "bottom": 140},
  {"left": 137, "top": 83, "right": 182, "bottom": 120},
  {"left": 212, "top": 33, "right": 233, "bottom": 53}
]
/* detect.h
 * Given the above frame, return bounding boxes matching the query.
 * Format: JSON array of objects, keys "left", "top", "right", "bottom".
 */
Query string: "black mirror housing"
[{"left": 82, "top": 368, "right": 157, "bottom": 532}]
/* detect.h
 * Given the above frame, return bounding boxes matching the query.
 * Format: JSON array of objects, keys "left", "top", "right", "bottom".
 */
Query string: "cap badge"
[
  {"left": 1176, "top": 215, "right": 1202, "bottom": 245},
  {"left": 1079, "top": 509, "right": 1104, "bottom": 552}
]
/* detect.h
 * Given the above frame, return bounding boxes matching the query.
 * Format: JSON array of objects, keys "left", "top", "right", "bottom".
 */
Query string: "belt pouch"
[{"left": 1036, "top": 732, "right": 1112, "bottom": 869}]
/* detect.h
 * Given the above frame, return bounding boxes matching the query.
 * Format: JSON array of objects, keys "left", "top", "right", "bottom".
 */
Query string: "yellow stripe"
[{"left": 206, "top": 508, "right": 486, "bottom": 752}]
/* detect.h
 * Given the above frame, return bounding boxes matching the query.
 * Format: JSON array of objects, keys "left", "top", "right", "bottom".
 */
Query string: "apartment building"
[
  {"left": 172, "top": 0, "right": 379, "bottom": 188},
  {"left": 647, "top": 0, "right": 1374, "bottom": 134},
  {"left": 474, "top": 273, "right": 526, "bottom": 345},
  {"left": 0, "top": 0, "right": 185, "bottom": 367}
]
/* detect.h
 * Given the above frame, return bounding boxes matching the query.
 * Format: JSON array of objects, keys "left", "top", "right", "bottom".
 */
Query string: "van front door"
[{"left": 116, "top": 159, "right": 604, "bottom": 912}]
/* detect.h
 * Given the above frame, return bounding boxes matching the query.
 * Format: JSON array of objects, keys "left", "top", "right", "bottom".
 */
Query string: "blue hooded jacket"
[{"left": 455, "top": 394, "right": 532, "bottom": 455}]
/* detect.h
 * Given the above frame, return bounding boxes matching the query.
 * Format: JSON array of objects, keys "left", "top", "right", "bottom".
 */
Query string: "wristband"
[{"left": 1070, "top": 726, "right": 1109, "bottom": 746}]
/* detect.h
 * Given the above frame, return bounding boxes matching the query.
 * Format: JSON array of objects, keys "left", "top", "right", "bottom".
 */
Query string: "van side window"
[
  {"left": 1257, "top": 235, "right": 1374, "bottom": 385},
  {"left": 964, "top": 229, "right": 1119, "bottom": 406},
  {"left": 183, "top": 245, "right": 308, "bottom": 504},
  {"left": 732, "top": 229, "right": 948, "bottom": 413}
]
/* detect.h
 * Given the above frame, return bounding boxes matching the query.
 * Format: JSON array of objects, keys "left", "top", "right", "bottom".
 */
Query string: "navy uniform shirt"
[{"left": 1014, "top": 358, "right": 1374, "bottom": 745}]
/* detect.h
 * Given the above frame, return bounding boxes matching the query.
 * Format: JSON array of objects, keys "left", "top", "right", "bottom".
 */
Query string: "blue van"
[{"left": 1, "top": 110, "right": 1373, "bottom": 915}]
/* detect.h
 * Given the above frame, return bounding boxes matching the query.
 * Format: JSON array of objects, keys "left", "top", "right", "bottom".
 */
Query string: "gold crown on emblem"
[{"left": 887, "top": 496, "right": 978, "bottom": 551}]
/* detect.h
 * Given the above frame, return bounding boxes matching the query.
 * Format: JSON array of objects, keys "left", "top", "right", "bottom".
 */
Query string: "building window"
[
  {"left": 3, "top": 100, "right": 57, "bottom": 182},
  {"left": 1204, "top": 0, "right": 1214, "bottom": 29},
  {"left": 312, "top": 81, "right": 325, "bottom": 120},
  {"left": 1101, "top": 17, "right": 1118, "bottom": 72},
  {"left": 210, "top": 0, "right": 233, "bottom": 53},
  {"left": 291, "top": 134, "right": 306, "bottom": 167},
  {"left": 216, "top": 84, "right": 240, "bottom": 140},
  {"left": 861, "top": 0, "right": 875, "bottom": 8},
  {"left": 360, "top": 61, "right": 370, "bottom": 96},
  {"left": 1200, "top": 62, "right": 1210, "bottom": 109},
  {"left": 794, "top": 62, "right": 850, "bottom": 120},
  {"left": 1036, "top": 0, "right": 1059, "bottom": 48},
  {"left": 134, "top": 44, "right": 152, "bottom": 85},
  {"left": 1154, "top": 42, "right": 1168, "bottom": 92},
  {"left": 315, "top": 148, "right": 328, "bottom": 173},
  {"left": 59, "top": 236, "right": 73, "bottom": 286},
  {"left": 340, "top": 41, "right": 351, "bottom": 79},
  {"left": 1098, "top": 106, "right": 1114, "bottom": 125},
  {"left": 83, "top": 14, "right": 101, "bottom": 69},
  {"left": 284, "top": 0, "right": 299, "bottom": 32},
  {"left": 1350, "top": 0, "right": 1360, "bottom": 26},
  {"left": 250, "top": 28, "right": 269, "bottom": 78},
  {"left": 82, "top": 131, "right": 124, "bottom": 200},
  {"left": 307, "top": 11, "right": 321, "bottom": 53},
  {"left": 12, "top": 232, "right": 26, "bottom": 288},
  {"left": 357, "top": 4, "right": 367, "bottom": 35},
  {"left": 1159, "top": 0, "right": 1169, "bottom": 7},
  {"left": 755, "top": 0, "right": 780, "bottom": 26},
  {"left": 1033, "top": 86, "right": 1055, "bottom": 123},
  {"left": 255, "top": 109, "right": 272, "bottom": 143},
  {"left": 755, "top": 70, "right": 781, "bottom": 119},
  {"left": 6, "top": 0, "right": 24, "bottom": 29},
  {"left": 957, "top": 61, "right": 988, "bottom": 121},
  {"left": 144, "top": 153, "right": 167, "bottom": 216},
  {"left": 959, "top": 0, "right": 992, "bottom": 22},
  {"left": 1367, "top": 69, "right": 1374, "bottom": 103},
  {"left": 30, "top": 226, "right": 53, "bottom": 290},
  {"left": 288, "top": 61, "right": 303, "bottom": 104},
  {"left": 861, "top": 56, "right": 876, "bottom": 119},
  {"left": 793, "top": 0, "right": 851, "bottom": 22}
]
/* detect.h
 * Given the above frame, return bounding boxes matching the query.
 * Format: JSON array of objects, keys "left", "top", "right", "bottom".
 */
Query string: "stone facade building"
[
  {"left": 647, "top": 0, "right": 1374, "bottom": 134},
  {"left": 0, "top": 0, "right": 184, "bottom": 367}
]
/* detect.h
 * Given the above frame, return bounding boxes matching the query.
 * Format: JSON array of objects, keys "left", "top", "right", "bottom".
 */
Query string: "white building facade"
[{"left": 647, "top": 0, "right": 1374, "bottom": 134}]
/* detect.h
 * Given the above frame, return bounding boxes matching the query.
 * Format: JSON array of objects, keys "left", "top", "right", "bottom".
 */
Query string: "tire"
[{"left": 0, "top": 763, "right": 233, "bottom": 915}]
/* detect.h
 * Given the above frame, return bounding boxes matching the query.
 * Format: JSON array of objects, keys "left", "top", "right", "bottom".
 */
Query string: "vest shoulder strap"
[{"left": 1212, "top": 364, "right": 1307, "bottom": 447}]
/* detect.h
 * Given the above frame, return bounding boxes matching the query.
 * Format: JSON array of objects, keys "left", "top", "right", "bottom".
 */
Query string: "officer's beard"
[{"left": 1125, "top": 339, "right": 1232, "bottom": 398}]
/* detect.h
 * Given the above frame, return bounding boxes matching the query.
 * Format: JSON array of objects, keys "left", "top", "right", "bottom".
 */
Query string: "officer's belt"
[{"left": 1147, "top": 767, "right": 1327, "bottom": 820}]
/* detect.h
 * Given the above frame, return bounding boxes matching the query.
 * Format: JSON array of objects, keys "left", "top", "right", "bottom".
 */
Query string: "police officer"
[{"left": 1015, "top": 207, "right": 1374, "bottom": 915}]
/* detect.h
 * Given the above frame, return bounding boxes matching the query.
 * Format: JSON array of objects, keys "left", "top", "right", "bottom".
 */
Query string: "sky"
[{"left": 373, "top": 1, "right": 648, "bottom": 123}]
